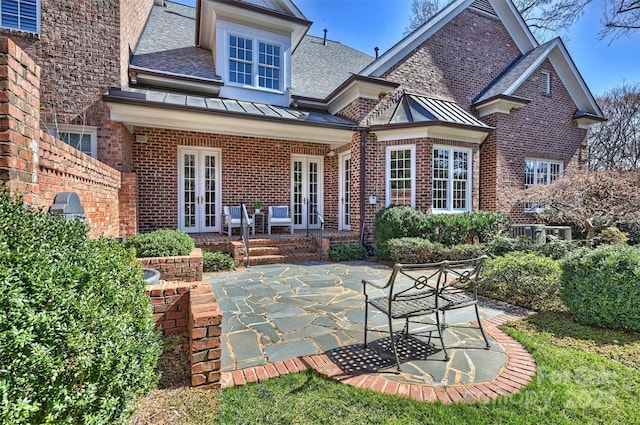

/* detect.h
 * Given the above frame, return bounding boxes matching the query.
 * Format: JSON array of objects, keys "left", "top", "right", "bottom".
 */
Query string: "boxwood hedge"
[{"left": 0, "top": 192, "right": 161, "bottom": 424}]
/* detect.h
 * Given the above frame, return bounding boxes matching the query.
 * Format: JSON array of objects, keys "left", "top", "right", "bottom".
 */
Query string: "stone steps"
[{"left": 246, "top": 237, "right": 320, "bottom": 266}]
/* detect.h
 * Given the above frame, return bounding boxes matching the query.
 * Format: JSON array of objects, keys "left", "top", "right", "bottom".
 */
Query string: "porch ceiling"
[{"left": 103, "top": 88, "right": 356, "bottom": 146}]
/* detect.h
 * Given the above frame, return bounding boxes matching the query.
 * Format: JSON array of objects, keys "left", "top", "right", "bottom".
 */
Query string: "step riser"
[
  {"left": 248, "top": 253, "right": 322, "bottom": 266},
  {"left": 248, "top": 237, "right": 313, "bottom": 248},
  {"left": 250, "top": 245, "right": 317, "bottom": 256}
]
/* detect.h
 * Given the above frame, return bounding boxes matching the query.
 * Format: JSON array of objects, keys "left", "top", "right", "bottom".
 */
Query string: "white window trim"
[
  {"left": 524, "top": 158, "right": 564, "bottom": 213},
  {"left": 432, "top": 145, "right": 473, "bottom": 214},
  {"left": 226, "top": 31, "right": 284, "bottom": 94},
  {"left": 47, "top": 124, "right": 97, "bottom": 158},
  {"left": 541, "top": 70, "right": 551, "bottom": 94},
  {"left": 385, "top": 145, "right": 416, "bottom": 208},
  {"left": 0, "top": 0, "right": 41, "bottom": 34}
]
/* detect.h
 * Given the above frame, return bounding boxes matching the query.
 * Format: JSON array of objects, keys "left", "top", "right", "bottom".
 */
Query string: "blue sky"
[{"left": 172, "top": 0, "right": 639, "bottom": 96}]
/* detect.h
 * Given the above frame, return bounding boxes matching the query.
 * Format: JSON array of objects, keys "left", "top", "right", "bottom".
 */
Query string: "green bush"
[
  {"left": 478, "top": 252, "right": 563, "bottom": 312},
  {"left": 618, "top": 221, "right": 640, "bottom": 245},
  {"left": 421, "top": 211, "right": 509, "bottom": 246},
  {"left": 387, "top": 238, "right": 486, "bottom": 263},
  {"left": 203, "top": 250, "right": 235, "bottom": 272},
  {"left": 373, "top": 206, "right": 424, "bottom": 260},
  {"left": 594, "top": 226, "right": 629, "bottom": 246},
  {"left": 329, "top": 244, "right": 368, "bottom": 262},
  {"left": 123, "top": 229, "right": 195, "bottom": 258},
  {"left": 486, "top": 235, "right": 536, "bottom": 257},
  {"left": 561, "top": 245, "right": 640, "bottom": 331},
  {"left": 0, "top": 192, "right": 161, "bottom": 424}
]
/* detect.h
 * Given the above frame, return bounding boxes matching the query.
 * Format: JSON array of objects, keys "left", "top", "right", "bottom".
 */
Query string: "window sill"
[{"left": 225, "top": 83, "right": 284, "bottom": 96}]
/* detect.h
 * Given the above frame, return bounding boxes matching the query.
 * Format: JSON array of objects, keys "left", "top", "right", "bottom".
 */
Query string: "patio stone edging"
[{"left": 219, "top": 314, "right": 536, "bottom": 403}]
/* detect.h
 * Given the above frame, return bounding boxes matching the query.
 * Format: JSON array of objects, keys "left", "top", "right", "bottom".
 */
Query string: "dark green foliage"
[
  {"left": 478, "top": 252, "right": 564, "bottom": 311},
  {"left": 329, "top": 244, "right": 367, "bottom": 262},
  {"left": 387, "top": 238, "right": 486, "bottom": 263},
  {"left": 373, "top": 206, "right": 423, "bottom": 260},
  {"left": 0, "top": 192, "right": 161, "bottom": 424},
  {"left": 594, "top": 226, "right": 629, "bottom": 246},
  {"left": 561, "top": 245, "right": 640, "bottom": 331},
  {"left": 487, "top": 235, "right": 536, "bottom": 257},
  {"left": 123, "top": 229, "right": 195, "bottom": 258},
  {"left": 619, "top": 221, "right": 640, "bottom": 245},
  {"left": 203, "top": 250, "right": 235, "bottom": 272},
  {"left": 421, "top": 211, "right": 509, "bottom": 246}
]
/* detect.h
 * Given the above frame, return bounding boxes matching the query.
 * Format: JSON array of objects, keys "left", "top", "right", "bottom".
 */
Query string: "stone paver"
[{"left": 207, "top": 261, "right": 537, "bottom": 402}]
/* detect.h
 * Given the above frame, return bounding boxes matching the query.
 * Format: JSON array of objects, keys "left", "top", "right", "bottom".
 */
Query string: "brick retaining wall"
[{"left": 139, "top": 248, "right": 203, "bottom": 282}]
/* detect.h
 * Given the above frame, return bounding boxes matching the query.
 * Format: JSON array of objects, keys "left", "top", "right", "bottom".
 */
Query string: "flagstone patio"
[{"left": 207, "top": 261, "right": 537, "bottom": 402}]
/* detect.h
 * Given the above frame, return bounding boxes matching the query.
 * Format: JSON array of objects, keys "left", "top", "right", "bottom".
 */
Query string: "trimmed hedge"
[
  {"left": 329, "top": 244, "right": 367, "bottom": 262},
  {"left": 123, "top": 229, "right": 194, "bottom": 258},
  {"left": 478, "top": 251, "right": 563, "bottom": 312},
  {"left": 203, "top": 251, "right": 235, "bottom": 272},
  {"left": 387, "top": 238, "right": 486, "bottom": 263},
  {"left": 0, "top": 192, "right": 161, "bottom": 424},
  {"left": 561, "top": 245, "right": 640, "bottom": 331},
  {"left": 373, "top": 206, "right": 423, "bottom": 260}
]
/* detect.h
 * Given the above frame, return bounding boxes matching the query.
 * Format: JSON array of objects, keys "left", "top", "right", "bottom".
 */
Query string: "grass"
[{"left": 128, "top": 313, "right": 640, "bottom": 425}]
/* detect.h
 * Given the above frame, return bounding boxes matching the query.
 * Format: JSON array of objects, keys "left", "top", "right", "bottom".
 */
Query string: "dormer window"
[{"left": 228, "top": 34, "right": 282, "bottom": 92}]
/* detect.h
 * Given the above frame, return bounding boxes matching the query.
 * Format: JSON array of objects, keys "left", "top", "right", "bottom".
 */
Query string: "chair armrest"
[{"left": 362, "top": 278, "right": 389, "bottom": 290}]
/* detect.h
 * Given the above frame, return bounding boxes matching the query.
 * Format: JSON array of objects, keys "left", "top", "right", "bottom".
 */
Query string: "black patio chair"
[{"left": 362, "top": 256, "right": 489, "bottom": 371}]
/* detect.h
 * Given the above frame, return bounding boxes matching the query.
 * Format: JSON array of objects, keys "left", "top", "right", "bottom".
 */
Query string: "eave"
[
  {"left": 370, "top": 121, "right": 492, "bottom": 144},
  {"left": 103, "top": 93, "right": 355, "bottom": 147},
  {"left": 473, "top": 95, "right": 530, "bottom": 117}
]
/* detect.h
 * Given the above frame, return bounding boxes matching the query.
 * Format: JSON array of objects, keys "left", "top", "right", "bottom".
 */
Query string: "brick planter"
[
  {"left": 145, "top": 279, "right": 223, "bottom": 389},
  {"left": 139, "top": 248, "right": 203, "bottom": 282}
]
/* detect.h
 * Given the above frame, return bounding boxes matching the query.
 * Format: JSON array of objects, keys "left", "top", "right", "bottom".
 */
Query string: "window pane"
[
  {"left": 389, "top": 148, "right": 412, "bottom": 206},
  {"left": 433, "top": 148, "right": 470, "bottom": 211}
]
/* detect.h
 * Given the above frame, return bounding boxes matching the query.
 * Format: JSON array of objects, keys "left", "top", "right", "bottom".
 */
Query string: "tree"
[
  {"left": 405, "top": 0, "right": 639, "bottom": 41},
  {"left": 588, "top": 83, "right": 640, "bottom": 171},
  {"left": 521, "top": 170, "right": 640, "bottom": 240}
]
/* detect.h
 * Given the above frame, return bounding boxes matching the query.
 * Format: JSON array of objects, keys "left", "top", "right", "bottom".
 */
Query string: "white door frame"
[
  {"left": 177, "top": 146, "right": 222, "bottom": 233},
  {"left": 338, "top": 152, "right": 351, "bottom": 231},
  {"left": 291, "top": 154, "right": 324, "bottom": 230}
]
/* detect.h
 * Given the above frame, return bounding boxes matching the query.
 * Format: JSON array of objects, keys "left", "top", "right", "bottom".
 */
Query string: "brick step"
[
  {"left": 247, "top": 237, "right": 314, "bottom": 248},
  {"left": 247, "top": 251, "right": 321, "bottom": 266},
  {"left": 249, "top": 243, "right": 316, "bottom": 256}
]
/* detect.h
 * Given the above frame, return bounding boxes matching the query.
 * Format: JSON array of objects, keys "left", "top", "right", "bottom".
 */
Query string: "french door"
[
  {"left": 178, "top": 147, "right": 221, "bottom": 233},
  {"left": 338, "top": 152, "right": 351, "bottom": 231},
  {"left": 291, "top": 155, "right": 323, "bottom": 230}
]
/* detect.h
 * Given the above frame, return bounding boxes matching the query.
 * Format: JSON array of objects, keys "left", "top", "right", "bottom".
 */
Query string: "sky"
[{"left": 172, "top": 0, "right": 640, "bottom": 96}]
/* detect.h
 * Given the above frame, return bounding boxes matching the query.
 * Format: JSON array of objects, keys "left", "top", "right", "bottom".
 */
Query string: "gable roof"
[
  {"left": 361, "top": 0, "right": 537, "bottom": 78},
  {"left": 474, "top": 38, "right": 603, "bottom": 117},
  {"left": 291, "top": 35, "right": 374, "bottom": 100},
  {"left": 131, "top": 1, "right": 219, "bottom": 81}
]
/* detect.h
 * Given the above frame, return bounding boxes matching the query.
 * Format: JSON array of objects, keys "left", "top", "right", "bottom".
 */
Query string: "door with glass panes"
[
  {"left": 178, "top": 147, "right": 221, "bottom": 233},
  {"left": 291, "top": 155, "right": 323, "bottom": 230}
]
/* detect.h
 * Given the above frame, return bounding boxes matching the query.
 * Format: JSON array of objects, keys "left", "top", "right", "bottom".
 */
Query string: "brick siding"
[{"left": 0, "top": 37, "right": 122, "bottom": 237}]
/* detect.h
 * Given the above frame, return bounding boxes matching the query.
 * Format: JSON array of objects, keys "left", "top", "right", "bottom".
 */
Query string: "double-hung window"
[
  {"left": 432, "top": 146, "right": 471, "bottom": 212},
  {"left": 0, "top": 0, "right": 39, "bottom": 33},
  {"left": 524, "top": 158, "right": 563, "bottom": 212},
  {"left": 228, "top": 34, "right": 281, "bottom": 91},
  {"left": 386, "top": 145, "right": 415, "bottom": 207}
]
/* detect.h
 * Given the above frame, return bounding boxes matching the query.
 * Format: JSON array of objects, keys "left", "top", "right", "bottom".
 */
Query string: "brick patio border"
[{"left": 220, "top": 314, "right": 536, "bottom": 403}]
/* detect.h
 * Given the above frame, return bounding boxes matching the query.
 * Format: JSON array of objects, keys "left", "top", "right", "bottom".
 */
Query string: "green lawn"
[{"left": 129, "top": 313, "right": 640, "bottom": 425}]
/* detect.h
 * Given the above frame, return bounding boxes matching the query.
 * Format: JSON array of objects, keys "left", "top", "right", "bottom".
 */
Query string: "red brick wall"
[
  {"left": 480, "top": 61, "right": 587, "bottom": 223},
  {"left": 146, "top": 280, "right": 196, "bottom": 337},
  {"left": 382, "top": 9, "right": 522, "bottom": 111},
  {"left": 131, "top": 128, "right": 336, "bottom": 232},
  {"left": 139, "top": 248, "right": 204, "bottom": 282},
  {"left": 1, "top": 37, "right": 123, "bottom": 237},
  {"left": 0, "top": 0, "right": 151, "bottom": 173}
]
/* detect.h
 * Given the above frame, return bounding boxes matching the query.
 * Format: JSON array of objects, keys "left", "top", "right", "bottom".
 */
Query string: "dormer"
[{"left": 197, "top": 0, "right": 311, "bottom": 106}]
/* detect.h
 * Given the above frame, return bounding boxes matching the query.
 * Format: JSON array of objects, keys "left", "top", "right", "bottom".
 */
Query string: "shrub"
[
  {"left": 618, "top": 221, "right": 640, "bottom": 245},
  {"left": 421, "top": 211, "right": 509, "bottom": 246},
  {"left": 594, "top": 226, "right": 629, "bottom": 246},
  {"left": 203, "top": 250, "right": 235, "bottom": 272},
  {"left": 478, "top": 252, "right": 563, "bottom": 312},
  {"left": 486, "top": 235, "right": 536, "bottom": 257},
  {"left": 536, "top": 236, "right": 578, "bottom": 260},
  {"left": 0, "top": 192, "right": 161, "bottom": 424},
  {"left": 329, "top": 244, "right": 368, "bottom": 262},
  {"left": 561, "top": 245, "right": 640, "bottom": 331},
  {"left": 123, "top": 229, "right": 195, "bottom": 258},
  {"left": 373, "top": 206, "right": 424, "bottom": 260},
  {"left": 387, "top": 238, "right": 486, "bottom": 263}
]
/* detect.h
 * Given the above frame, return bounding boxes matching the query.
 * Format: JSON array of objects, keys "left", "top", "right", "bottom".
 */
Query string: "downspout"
[{"left": 359, "top": 129, "right": 367, "bottom": 246}]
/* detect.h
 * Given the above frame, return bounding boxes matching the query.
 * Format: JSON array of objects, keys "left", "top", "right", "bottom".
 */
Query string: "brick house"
[{"left": 0, "top": 0, "right": 604, "bottom": 239}]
